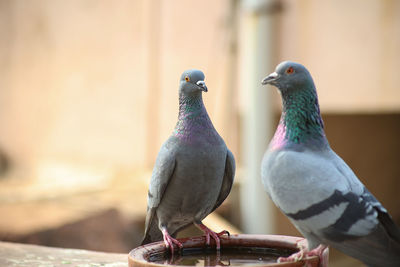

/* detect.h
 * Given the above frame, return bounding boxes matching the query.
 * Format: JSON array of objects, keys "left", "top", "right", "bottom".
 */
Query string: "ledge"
[{"left": 0, "top": 241, "right": 128, "bottom": 267}]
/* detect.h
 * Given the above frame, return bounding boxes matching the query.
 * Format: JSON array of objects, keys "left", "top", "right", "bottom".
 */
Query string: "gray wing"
[
  {"left": 272, "top": 150, "right": 400, "bottom": 266},
  {"left": 210, "top": 149, "right": 235, "bottom": 213},
  {"left": 141, "top": 140, "right": 176, "bottom": 245},
  {"left": 316, "top": 188, "right": 400, "bottom": 267},
  {"left": 286, "top": 188, "right": 380, "bottom": 240}
]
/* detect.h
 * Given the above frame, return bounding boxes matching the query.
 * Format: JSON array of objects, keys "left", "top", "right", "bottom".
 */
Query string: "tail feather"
[
  {"left": 378, "top": 211, "right": 400, "bottom": 243},
  {"left": 140, "top": 209, "right": 193, "bottom": 246},
  {"left": 141, "top": 227, "right": 163, "bottom": 245},
  {"left": 141, "top": 209, "right": 163, "bottom": 245},
  {"left": 330, "top": 212, "right": 400, "bottom": 267},
  {"left": 141, "top": 222, "right": 191, "bottom": 245}
]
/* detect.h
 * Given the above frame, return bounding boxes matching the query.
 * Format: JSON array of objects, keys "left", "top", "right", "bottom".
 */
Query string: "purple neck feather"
[{"left": 173, "top": 93, "right": 219, "bottom": 143}]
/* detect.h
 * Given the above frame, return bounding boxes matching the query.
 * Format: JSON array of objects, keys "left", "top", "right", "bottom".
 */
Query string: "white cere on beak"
[
  {"left": 269, "top": 72, "right": 278, "bottom": 78},
  {"left": 196, "top": 80, "right": 208, "bottom": 92},
  {"left": 196, "top": 81, "right": 206, "bottom": 87}
]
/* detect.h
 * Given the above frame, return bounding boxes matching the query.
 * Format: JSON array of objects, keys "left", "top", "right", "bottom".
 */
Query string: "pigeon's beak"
[
  {"left": 196, "top": 80, "right": 208, "bottom": 92},
  {"left": 261, "top": 72, "right": 279, "bottom": 86}
]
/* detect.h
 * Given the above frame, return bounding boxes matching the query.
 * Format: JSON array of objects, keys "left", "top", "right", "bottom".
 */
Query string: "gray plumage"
[
  {"left": 141, "top": 69, "right": 235, "bottom": 247},
  {"left": 261, "top": 61, "right": 400, "bottom": 267}
]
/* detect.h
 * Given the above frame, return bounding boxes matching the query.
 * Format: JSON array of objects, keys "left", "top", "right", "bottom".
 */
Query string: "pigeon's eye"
[
  {"left": 185, "top": 76, "right": 190, "bottom": 82},
  {"left": 286, "top": 67, "right": 294, "bottom": 74}
]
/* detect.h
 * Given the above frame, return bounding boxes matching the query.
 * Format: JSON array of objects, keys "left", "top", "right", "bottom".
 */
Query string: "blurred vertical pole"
[
  {"left": 239, "top": 0, "right": 281, "bottom": 234},
  {"left": 145, "top": 0, "right": 161, "bottom": 167},
  {"left": 224, "top": 0, "right": 240, "bottom": 157}
]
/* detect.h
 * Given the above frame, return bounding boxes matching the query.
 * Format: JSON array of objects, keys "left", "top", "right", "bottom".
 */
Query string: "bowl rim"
[{"left": 128, "top": 234, "right": 325, "bottom": 267}]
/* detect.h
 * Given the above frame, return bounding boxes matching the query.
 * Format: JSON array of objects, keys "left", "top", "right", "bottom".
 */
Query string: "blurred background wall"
[
  {"left": 0, "top": 0, "right": 239, "bottom": 175},
  {"left": 0, "top": 0, "right": 399, "bottom": 266}
]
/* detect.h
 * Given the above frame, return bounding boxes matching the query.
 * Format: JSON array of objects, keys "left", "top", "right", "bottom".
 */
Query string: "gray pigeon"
[
  {"left": 261, "top": 61, "right": 400, "bottom": 267},
  {"left": 141, "top": 69, "right": 235, "bottom": 254}
]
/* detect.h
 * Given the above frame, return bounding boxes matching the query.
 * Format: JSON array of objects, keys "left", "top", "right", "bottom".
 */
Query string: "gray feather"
[
  {"left": 211, "top": 149, "right": 235, "bottom": 213},
  {"left": 321, "top": 211, "right": 400, "bottom": 267},
  {"left": 141, "top": 208, "right": 163, "bottom": 245},
  {"left": 147, "top": 141, "right": 177, "bottom": 210},
  {"left": 141, "top": 139, "right": 177, "bottom": 245}
]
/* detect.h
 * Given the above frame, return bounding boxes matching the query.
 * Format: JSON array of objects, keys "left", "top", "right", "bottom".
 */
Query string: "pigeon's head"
[
  {"left": 179, "top": 69, "right": 208, "bottom": 96},
  {"left": 261, "top": 61, "right": 314, "bottom": 93}
]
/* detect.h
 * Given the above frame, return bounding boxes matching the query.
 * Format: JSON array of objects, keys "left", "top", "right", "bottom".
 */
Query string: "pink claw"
[
  {"left": 278, "top": 244, "right": 327, "bottom": 267},
  {"left": 195, "top": 223, "right": 229, "bottom": 250},
  {"left": 162, "top": 228, "right": 183, "bottom": 255}
]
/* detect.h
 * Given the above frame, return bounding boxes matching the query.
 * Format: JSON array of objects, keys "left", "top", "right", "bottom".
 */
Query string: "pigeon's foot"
[
  {"left": 278, "top": 244, "right": 327, "bottom": 267},
  {"left": 195, "top": 222, "right": 229, "bottom": 250},
  {"left": 162, "top": 228, "right": 183, "bottom": 256}
]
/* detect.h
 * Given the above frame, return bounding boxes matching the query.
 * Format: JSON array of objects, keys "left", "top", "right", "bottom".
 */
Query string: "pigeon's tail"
[
  {"left": 367, "top": 211, "right": 400, "bottom": 267},
  {"left": 141, "top": 209, "right": 192, "bottom": 246},
  {"left": 141, "top": 209, "right": 163, "bottom": 245},
  {"left": 333, "top": 211, "right": 400, "bottom": 267},
  {"left": 141, "top": 227, "right": 163, "bottom": 246}
]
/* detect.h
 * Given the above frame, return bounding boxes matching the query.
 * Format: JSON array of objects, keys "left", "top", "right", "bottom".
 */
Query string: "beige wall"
[
  {"left": 0, "top": 0, "right": 238, "bottom": 179},
  {"left": 1, "top": 1, "right": 146, "bottom": 170},
  {"left": 278, "top": 0, "right": 400, "bottom": 112}
]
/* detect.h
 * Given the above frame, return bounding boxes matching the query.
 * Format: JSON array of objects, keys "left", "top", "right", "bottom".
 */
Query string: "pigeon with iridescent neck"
[
  {"left": 261, "top": 61, "right": 400, "bottom": 267},
  {"left": 141, "top": 69, "right": 235, "bottom": 255}
]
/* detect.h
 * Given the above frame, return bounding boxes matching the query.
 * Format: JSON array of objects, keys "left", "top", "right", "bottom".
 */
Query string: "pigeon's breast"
[
  {"left": 157, "top": 141, "right": 227, "bottom": 225},
  {"left": 261, "top": 148, "right": 352, "bottom": 215}
]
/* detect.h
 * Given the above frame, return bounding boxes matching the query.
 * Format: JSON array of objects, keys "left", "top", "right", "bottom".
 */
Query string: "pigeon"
[
  {"left": 141, "top": 69, "right": 235, "bottom": 255},
  {"left": 261, "top": 61, "right": 400, "bottom": 267}
]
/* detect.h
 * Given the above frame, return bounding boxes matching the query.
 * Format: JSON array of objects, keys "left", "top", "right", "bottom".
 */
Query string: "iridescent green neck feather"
[{"left": 272, "top": 85, "right": 328, "bottom": 150}]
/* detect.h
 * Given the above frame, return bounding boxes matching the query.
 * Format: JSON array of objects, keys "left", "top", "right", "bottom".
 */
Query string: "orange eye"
[
  {"left": 185, "top": 76, "right": 190, "bottom": 82},
  {"left": 286, "top": 67, "right": 294, "bottom": 74}
]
